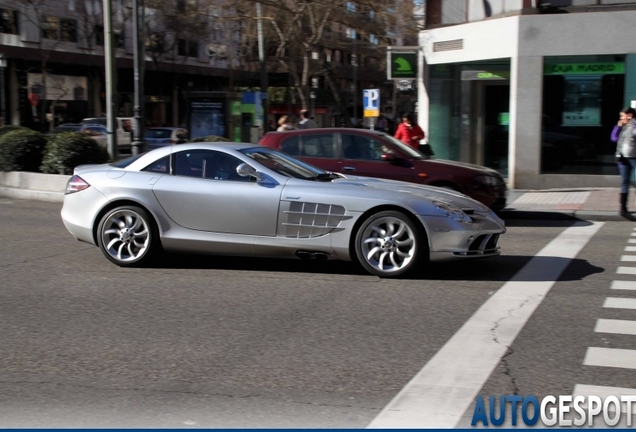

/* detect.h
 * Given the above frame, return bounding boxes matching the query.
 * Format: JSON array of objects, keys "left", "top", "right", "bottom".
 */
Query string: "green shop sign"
[
  {"left": 544, "top": 63, "right": 624, "bottom": 75},
  {"left": 389, "top": 52, "right": 418, "bottom": 79}
]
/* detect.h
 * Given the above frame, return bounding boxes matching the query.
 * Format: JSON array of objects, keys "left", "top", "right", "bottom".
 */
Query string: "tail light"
[{"left": 65, "top": 175, "right": 90, "bottom": 194}]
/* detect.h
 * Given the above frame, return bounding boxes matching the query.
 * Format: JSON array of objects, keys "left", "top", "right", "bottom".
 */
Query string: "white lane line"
[
  {"left": 631, "top": 233, "right": 636, "bottom": 236},
  {"left": 617, "top": 267, "right": 636, "bottom": 275},
  {"left": 584, "top": 347, "right": 636, "bottom": 370},
  {"left": 611, "top": 280, "right": 636, "bottom": 290},
  {"left": 629, "top": 239, "right": 636, "bottom": 244},
  {"left": 626, "top": 247, "right": 636, "bottom": 252},
  {"left": 621, "top": 255, "right": 636, "bottom": 262},
  {"left": 367, "top": 222, "right": 603, "bottom": 429},
  {"left": 604, "top": 297, "right": 636, "bottom": 310},
  {"left": 595, "top": 319, "right": 636, "bottom": 335}
]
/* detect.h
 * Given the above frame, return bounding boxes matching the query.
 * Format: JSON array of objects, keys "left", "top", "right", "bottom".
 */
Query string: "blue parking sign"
[{"left": 363, "top": 89, "right": 380, "bottom": 117}]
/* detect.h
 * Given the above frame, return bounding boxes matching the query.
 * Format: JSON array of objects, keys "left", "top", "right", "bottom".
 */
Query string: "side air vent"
[{"left": 433, "top": 39, "right": 464, "bottom": 52}]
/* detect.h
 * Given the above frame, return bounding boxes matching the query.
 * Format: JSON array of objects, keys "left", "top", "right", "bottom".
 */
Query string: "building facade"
[{"left": 417, "top": 0, "right": 636, "bottom": 189}]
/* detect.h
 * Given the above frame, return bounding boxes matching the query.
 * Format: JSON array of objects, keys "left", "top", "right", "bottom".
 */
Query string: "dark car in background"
[
  {"left": 259, "top": 128, "right": 507, "bottom": 210},
  {"left": 145, "top": 127, "right": 188, "bottom": 150}
]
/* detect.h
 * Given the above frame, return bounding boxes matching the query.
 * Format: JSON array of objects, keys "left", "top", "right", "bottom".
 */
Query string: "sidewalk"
[{"left": 499, "top": 187, "right": 631, "bottom": 221}]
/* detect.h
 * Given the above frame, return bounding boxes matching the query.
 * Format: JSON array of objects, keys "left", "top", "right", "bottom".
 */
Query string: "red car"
[{"left": 259, "top": 128, "right": 507, "bottom": 210}]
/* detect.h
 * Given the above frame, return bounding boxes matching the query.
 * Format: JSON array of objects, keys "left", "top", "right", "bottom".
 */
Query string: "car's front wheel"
[
  {"left": 354, "top": 210, "right": 427, "bottom": 278},
  {"left": 97, "top": 205, "right": 159, "bottom": 267}
]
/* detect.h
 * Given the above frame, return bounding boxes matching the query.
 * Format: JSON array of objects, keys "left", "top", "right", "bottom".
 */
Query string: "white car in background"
[{"left": 81, "top": 117, "right": 132, "bottom": 152}]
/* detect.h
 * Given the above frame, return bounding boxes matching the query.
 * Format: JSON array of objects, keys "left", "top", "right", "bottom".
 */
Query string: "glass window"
[
  {"left": 341, "top": 134, "right": 390, "bottom": 160},
  {"left": 143, "top": 156, "right": 170, "bottom": 173},
  {"left": 146, "top": 129, "right": 173, "bottom": 139},
  {"left": 302, "top": 134, "right": 334, "bottom": 157},
  {"left": 0, "top": 9, "right": 18, "bottom": 35},
  {"left": 174, "top": 150, "right": 247, "bottom": 181},
  {"left": 542, "top": 54, "right": 626, "bottom": 175},
  {"left": 111, "top": 153, "right": 146, "bottom": 168},
  {"left": 281, "top": 136, "right": 300, "bottom": 155},
  {"left": 41, "top": 16, "right": 59, "bottom": 40},
  {"left": 60, "top": 18, "right": 77, "bottom": 42}
]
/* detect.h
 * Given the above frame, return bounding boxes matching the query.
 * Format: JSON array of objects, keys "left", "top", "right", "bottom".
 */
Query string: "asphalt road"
[{"left": 0, "top": 198, "right": 632, "bottom": 428}]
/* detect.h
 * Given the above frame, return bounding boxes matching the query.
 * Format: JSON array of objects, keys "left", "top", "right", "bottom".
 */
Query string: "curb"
[
  {"left": 498, "top": 210, "right": 628, "bottom": 222},
  {"left": 0, "top": 186, "right": 64, "bottom": 203}
]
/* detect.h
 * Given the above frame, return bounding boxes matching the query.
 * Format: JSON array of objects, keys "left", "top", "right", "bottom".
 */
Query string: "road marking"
[
  {"left": 611, "top": 280, "right": 636, "bottom": 290},
  {"left": 584, "top": 347, "right": 636, "bottom": 370},
  {"left": 367, "top": 222, "right": 603, "bottom": 429},
  {"left": 626, "top": 247, "right": 636, "bottom": 252},
  {"left": 617, "top": 267, "right": 636, "bottom": 275},
  {"left": 604, "top": 297, "right": 636, "bottom": 310},
  {"left": 621, "top": 255, "right": 636, "bottom": 262},
  {"left": 629, "top": 239, "right": 636, "bottom": 244},
  {"left": 595, "top": 319, "right": 636, "bottom": 335},
  {"left": 573, "top": 385, "right": 636, "bottom": 413}
]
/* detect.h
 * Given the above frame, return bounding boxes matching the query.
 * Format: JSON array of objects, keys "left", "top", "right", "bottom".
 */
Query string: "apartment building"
[
  {"left": 0, "top": 0, "right": 394, "bottom": 134},
  {"left": 417, "top": 0, "right": 636, "bottom": 189}
]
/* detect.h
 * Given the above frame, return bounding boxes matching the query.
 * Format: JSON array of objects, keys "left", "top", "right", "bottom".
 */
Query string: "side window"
[
  {"left": 281, "top": 136, "right": 300, "bottom": 155},
  {"left": 301, "top": 134, "right": 335, "bottom": 158},
  {"left": 143, "top": 155, "right": 170, "bottom": 173},
  {"left": 341, "top": 134, "right": 387, "bottom": 160},
  {"left": 174, "top": 150, "right": 248, "bottom": 181}
]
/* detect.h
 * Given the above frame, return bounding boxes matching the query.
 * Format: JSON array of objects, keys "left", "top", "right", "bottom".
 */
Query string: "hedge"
[
  {"left": 40, "top": 132, "right": 109, "bottom": 175},
  {"left": 0, "top": 129, "right": 48, "bottom": 172}
]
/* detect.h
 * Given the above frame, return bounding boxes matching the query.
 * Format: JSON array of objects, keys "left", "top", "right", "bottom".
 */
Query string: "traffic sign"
[
  {"left": 363, "top": 89, "right": 380, "bottom": 118},
  {"left": 388, "top": 51, "right": 418, "bottom": 79}
]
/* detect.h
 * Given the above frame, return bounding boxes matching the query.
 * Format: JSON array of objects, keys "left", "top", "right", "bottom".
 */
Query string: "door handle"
[{"left": 343, "top": 166, "right": 356, "bottom": 171}]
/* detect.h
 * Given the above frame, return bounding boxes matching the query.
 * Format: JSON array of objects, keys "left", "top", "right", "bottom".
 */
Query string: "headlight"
[
  {"left": 434, "top": 201, "right": 472, "bottom": 223},
  {"left": 475, "top": 175, "right": 500, "bottom": 186}
]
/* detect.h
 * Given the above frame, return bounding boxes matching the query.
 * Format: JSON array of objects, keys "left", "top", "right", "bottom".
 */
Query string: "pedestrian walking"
[
  {"left": 611, "top": 107, "right": 636, "bottom": 217},
  {"left": 298, "top": 109, "right": 318, "bottom": 129},
  {"left": 394, "top": 112, "right": 425, "bottom": 150},
  {"left": 277, "top": 115, "right": 296, "bottom": 131}
]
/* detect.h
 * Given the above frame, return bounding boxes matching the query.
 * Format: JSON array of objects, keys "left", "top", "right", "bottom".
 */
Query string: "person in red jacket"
[{"left": 394, "top": 112, "right": 425, "bottom": 150}]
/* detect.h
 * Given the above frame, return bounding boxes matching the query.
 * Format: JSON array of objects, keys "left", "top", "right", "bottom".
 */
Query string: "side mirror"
[
  {"left": 381, "top": 153, "right": 396, "bottom": 161},
  {"left": 236, "top": 163, "right": 264, "bottom": 181}
]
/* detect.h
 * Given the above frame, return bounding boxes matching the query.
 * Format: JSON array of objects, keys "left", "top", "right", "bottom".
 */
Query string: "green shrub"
[
  {"left": 188, "top": 135, "right": 231, "bottom": 143},
  {"left": 0, "top": 129, "right": 48, "bottom": 172},
  {"left": 40, "top": 132, "right": 109, "bottom": 175},
  {"left": 0, "top": 125, "right": 28, "bottom": 138}
]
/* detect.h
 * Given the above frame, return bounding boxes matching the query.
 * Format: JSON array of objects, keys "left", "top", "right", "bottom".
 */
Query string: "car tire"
[
  {"left": 354, "top": 210, "right": 427, "bottom": 278},
  {"left": 97, "top": 205, "right": 160, "bottom": 267}
]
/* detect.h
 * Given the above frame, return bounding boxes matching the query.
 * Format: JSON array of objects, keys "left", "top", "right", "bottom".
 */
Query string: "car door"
[
  {"left": 338, "top": 132, "right": 420, "bottom": 183},
  {"left": 152, "top": 149, "right": 282, "bottom": 236}
]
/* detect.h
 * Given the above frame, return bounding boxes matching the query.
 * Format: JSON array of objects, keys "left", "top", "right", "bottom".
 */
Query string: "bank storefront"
[{"left": 419, "top": 11, "right": 636, "bottom": 189}]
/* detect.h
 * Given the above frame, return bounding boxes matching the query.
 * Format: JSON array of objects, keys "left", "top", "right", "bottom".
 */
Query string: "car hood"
[
  {"left": 330, "top": 174, "right": 491, "bottom": 212},
  {"left": 420, "top": 158, "right": 502, "bottom": 177}
]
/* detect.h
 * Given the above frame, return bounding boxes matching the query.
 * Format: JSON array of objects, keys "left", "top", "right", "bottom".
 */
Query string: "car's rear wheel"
[
  {"left": 97, "top": 205, "right": 159, "bottom": 267},
  {"left": 354, "top": 210, "right": 426, "bottom": 278}
]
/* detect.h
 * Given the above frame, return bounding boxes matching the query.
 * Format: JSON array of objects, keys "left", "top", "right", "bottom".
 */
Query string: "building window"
[
  {"left": 41, "top": 16, "right": 59, "bottom": 40},
  {"left": 41, "top": 16, "right": 77, "bottom": 42},
  {"left": 345, "top": 28, "right": 356, "bottom": 39},
  {"left": 60, "top": 18, "right": 77, "bottom": 42},
  {"left": 94, "top": 25, "right": 123, "bottom": 48},
  {"left": 0, "top": 9, "right": 18, "bottom": 35},
  {"left": 346, "top": 2, "right": 356, "bottom": 12},
  {"left": 178, "top": 39, "right": 198, "bottom": 57},
  {"left": 369, "top": 34, "right": 379, "bottom": 45},
  {"left": 146, "top": 32, "right": 164, "bottom": 53},
  {"left": 311, "top": 51, "right": 319, "bottom": 60}
]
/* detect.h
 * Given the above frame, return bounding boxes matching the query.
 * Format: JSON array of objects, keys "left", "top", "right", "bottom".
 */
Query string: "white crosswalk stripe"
[
  {"left": 617, "top": 266, "right": 636, "bottom": 275},
  {"left": 612, "top": 280, "right": 636, "bottom": 290},
  {"left": 604, "top": 297, "right": 636, "bottom": 309},
  {"left": 621, "top": 255, "right": 636, "bottom": 261},
  {"left": 584, "top": 347, "right": 636, "bottom": 370},
  {"left": 595, "top": 319, "right": 636, "bottom": 335}
]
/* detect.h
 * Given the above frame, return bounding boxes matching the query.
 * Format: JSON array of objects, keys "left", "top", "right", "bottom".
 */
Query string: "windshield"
[
  {"left": 380, "top": 133, "right": 427, "bottom": 159},
  {"left": 240, "top": 147, "right": 327, "bottom": 180}
]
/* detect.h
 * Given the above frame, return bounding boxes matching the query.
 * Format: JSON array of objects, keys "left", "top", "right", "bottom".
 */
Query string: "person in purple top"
[{"left": 611, "top": 107, "right": 636, "bottom": 217}]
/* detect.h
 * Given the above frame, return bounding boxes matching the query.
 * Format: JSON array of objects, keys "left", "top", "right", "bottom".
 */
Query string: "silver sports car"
[{"left": 61, "top": 143, "right": 506, "bottom": 278}]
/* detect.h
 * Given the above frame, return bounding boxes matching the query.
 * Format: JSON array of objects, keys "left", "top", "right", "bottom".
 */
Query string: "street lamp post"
[
  {"left": 0, "top": 54, "right": 6, "bottom": 126},
  {"left": 103, "top": 0, "right": 118, "bottom": 160},
  {"left": 309, "top": 91, "right": 316, "bottom": 118},
  {"left": 352, "top": 37, "right": 357, "bottom": 126},
  {"left": 131, "top": 0, "right": 145, "bottom": 156}
]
